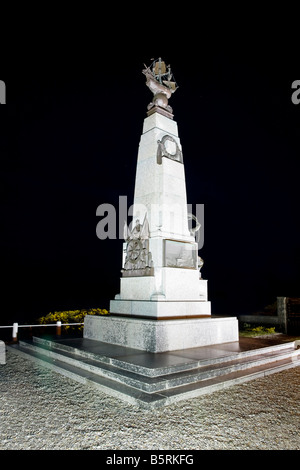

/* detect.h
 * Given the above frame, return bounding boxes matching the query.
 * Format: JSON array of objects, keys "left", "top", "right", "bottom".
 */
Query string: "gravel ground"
[{"left": 0, "top": 348, "right": 300, "bottom": 450}]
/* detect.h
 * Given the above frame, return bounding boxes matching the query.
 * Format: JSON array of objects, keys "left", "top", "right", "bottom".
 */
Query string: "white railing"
[{"left": 0, "top": 321, "right": 84, "bottom": 341}]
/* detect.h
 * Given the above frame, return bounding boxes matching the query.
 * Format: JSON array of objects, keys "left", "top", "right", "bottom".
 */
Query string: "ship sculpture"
[{"left": 142, "top": 57, "right": 178, "bottom": 115}]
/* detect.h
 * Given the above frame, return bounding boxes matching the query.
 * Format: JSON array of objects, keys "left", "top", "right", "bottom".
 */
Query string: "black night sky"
[{"left": 1, "top": 25, "right": 299, "bottom": 329}]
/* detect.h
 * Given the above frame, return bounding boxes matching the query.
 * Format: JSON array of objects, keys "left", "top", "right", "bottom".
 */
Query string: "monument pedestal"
[
  {"left": 83, "top": 314, "right": 239, "bottom": 353},
  {"left": 110, "top": 299, "right": 211, "bottom": 319}
]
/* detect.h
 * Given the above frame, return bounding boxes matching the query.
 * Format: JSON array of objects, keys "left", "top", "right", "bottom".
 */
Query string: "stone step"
[
  {"left": 156, "top": 355, "right": 300, "bottom": 405},
  {"left": 16, "top": 338, "right": 299, "bottom": 394},
  {"left": 32, "top": 336, "right": 296, "bottom": 377},
  {"left": 10, "top": 341, "right": 300, "bottom": 408},
  {"left": 7, "top": 340, "right": 300, "bottom": 409},
  {"left": 8, "top": 342, "right": 162, "bottom": 408}
]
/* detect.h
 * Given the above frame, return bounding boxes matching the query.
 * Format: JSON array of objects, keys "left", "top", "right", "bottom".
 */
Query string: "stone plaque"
[{"left": 164, "top": 239, "right": 197, "bottom": 269}]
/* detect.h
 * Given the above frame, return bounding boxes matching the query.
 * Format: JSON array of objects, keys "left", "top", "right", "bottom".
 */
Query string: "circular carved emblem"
[
  {"left": 127, "top": 239, "right": 143, "bottom": 264},
  {"left": 157, "top": 135, "right": 183, "bottom": 164}
]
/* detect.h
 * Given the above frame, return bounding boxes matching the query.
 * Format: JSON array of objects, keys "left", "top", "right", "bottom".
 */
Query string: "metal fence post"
[
  {"left": 12, "top": 323, "right": 18, "bottom": 342},
  {"left": 56, "top": 321, "right": 62, "bottom": 336}
]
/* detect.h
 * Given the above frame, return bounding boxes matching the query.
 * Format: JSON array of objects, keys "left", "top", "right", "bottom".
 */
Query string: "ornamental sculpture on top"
[{"left": 142, "top": 57, "right": 178, "bottom": 118}]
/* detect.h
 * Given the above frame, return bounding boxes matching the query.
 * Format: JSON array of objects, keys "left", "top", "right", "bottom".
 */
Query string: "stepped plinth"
[{"left": 8, "top": 336, "right": 300, "bottom": 408}]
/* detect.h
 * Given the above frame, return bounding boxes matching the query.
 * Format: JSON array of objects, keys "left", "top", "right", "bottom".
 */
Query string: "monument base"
[
  {"left": 83, "top": 315, "right": 239, "bottom": 353},
  {"left": 110, "top": 299, "right": 211, "bottom": 319}
]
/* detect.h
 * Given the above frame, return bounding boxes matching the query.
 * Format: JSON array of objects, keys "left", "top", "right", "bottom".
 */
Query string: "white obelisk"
[{"left": 110, "top": 58, "right": 210, "bottom": 318}]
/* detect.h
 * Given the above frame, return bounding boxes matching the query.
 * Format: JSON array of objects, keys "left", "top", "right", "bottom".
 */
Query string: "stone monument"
[{"left": 84, "top": 58, "right": 238, "bottom": 351}]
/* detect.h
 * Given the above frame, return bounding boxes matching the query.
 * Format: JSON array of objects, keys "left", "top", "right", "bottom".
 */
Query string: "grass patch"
[{"left": 239, "top": 324, "right": 278, "bottom": 337}]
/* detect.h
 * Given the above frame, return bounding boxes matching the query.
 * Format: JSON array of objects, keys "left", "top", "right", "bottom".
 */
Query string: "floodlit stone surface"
[
  {"left": 110, "top": 299, "right": 211, "bottom": 318},
  {"left": 1, "top": 349, "right": 300, "bottom": 450},
  {"left": 84, "top": 315, "right": 238, "bottom": 352}
]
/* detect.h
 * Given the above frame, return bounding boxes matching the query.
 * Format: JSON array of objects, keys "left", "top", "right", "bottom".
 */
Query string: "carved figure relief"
[
  {"left": 164, "top": 239, "right": 197, "bottom": 269},
  {"left": 122, "top": 215, "right": 154, "bottom": 277}
]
